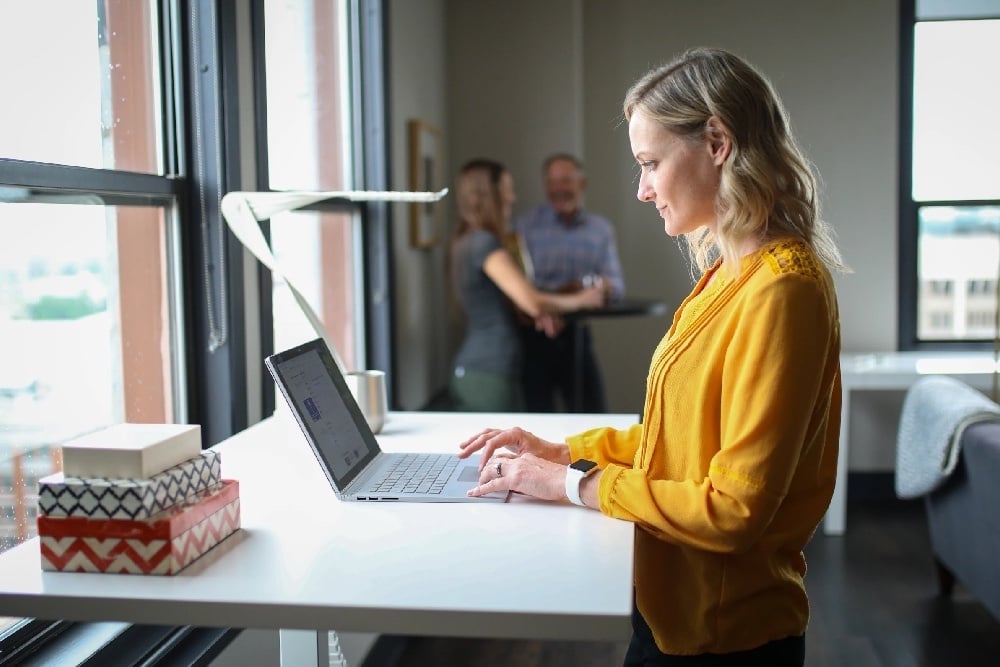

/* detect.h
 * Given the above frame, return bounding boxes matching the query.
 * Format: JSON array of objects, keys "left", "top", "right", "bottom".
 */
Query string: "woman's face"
[
  {"left": 628, "top": 110, "right": 724, "bottom": 237},
  {"left": 498, "top": 171, "right": 516, "bottom": 220}
]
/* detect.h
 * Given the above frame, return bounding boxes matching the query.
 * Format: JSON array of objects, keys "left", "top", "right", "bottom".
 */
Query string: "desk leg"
[
  {"left": 279, "top": 629, "right": 327, "bottom": 667},
  {"left": 823, "top": 383, "right": 849, "bottom": 535},
  {"left": 573, "top": 323, "right": 584, "bottom": 412}
]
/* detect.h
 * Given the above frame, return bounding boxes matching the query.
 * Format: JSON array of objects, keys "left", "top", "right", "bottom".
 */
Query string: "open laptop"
[{"left": 265, "top": 338, "right": 508, "bottom": 503}]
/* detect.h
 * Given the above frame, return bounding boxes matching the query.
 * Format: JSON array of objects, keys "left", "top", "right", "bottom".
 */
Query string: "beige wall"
[
  {"left": 576, "top": 0, "right": 900, "bottom": 468},
  {"left": 445, "top": 0, "right": 584, "bottom": 210},
  {"left": 390, "top": 0, "right": 903, "bottom": 468},
  {"left": 388, "top": 0, "right": 450, "bottom": 410}
]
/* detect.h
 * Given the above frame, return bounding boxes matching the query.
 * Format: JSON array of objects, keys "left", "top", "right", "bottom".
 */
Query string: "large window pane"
[
  {"left": 0, "top": 201, "right": 180, "bottom": 634},
  {"left": 263, "top": 0, "right": 360, "bottom": 371},
  {"left": 0, "top": 0, "right": 163, "bottom": 174},
  {"left": 917, "top": 205, "right": 1000, "bottom": 339},
  {"left": 271, "top": 210, "right": 359, "bottom": 370},
  {"left": 265, "top": 0, "right": 352, "bottom": 191},
  {"left": 912, "top": 20, "right": 1000, "bottom": 201}
]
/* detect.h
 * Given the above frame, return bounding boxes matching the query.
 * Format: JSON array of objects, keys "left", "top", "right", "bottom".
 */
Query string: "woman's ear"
[{"left": 705, "top": 116, "right": 732, "bottom": 166}]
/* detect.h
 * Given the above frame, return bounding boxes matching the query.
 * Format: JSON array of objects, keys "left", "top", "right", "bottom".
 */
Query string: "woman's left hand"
[{"left": 467, "top": 452, "right": 567, "bottom": 501}]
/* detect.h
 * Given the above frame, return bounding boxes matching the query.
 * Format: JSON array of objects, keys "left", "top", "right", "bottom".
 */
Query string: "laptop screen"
[{"left": 265, "top": 338, "right": 381, "bottom": 491}]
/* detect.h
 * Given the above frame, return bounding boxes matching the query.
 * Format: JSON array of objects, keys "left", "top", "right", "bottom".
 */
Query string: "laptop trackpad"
[{"left": 448, "top": 460, "right": 508, "bottom": 501}]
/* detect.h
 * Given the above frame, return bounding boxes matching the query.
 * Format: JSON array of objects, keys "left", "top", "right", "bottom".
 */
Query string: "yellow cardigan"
[{"left": 567, "top": 237, "right": 841, "bottom": 655}]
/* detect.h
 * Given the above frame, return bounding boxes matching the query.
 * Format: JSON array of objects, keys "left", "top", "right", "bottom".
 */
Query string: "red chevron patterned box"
[{"left": 37, "top": 480, "right": 240, "bottom": 575}]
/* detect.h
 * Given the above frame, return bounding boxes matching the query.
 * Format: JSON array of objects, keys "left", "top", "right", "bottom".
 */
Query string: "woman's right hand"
[{"left": 457, "top": 427, "right": 571, "bottom": 472}]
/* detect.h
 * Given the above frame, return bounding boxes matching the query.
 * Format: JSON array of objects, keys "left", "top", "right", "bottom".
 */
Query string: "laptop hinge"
[{"left": 341, "top": 453, "right": 385, "bottom": 497}]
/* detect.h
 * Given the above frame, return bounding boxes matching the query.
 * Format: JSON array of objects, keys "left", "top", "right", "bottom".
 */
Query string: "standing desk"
[
  {"left": 827, "top": 351, "right": 998, "bottom": 535},
  {"left": 566, "top": 298, "right": 669, "bottom": 411},
  {"left": 0, "top": 410, "right": 638, "bottom": 665}
]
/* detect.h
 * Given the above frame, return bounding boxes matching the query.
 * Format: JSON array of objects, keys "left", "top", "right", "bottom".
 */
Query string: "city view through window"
[
  {"left": 1, "top": 1, "right": 173, "bottom": 636},
  {"left": 913, "top": 19, "right": 1000, "bottom": 341}
]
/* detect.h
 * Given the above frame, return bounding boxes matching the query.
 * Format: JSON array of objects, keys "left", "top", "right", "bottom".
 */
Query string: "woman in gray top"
[{"left": 450, "top": 159, "right": 603, "bottom": 411}]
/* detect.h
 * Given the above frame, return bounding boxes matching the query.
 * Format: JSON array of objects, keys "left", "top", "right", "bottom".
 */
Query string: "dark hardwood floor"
[
  {"left": 370, "top": 498, "right": 1000, "bottom": 666},
  {"left": 803, "top": 498, "right": 1000, "bottom": 666}
]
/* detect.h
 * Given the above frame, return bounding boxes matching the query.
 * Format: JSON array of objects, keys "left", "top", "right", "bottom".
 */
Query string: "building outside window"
[{"left": 903, "top": 0, "right": 1000, "bottom": 346}]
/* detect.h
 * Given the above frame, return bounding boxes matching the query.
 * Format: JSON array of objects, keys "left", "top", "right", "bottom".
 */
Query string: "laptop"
[{"left": 265, "top": 338, "right": 508, "bottom": 503}]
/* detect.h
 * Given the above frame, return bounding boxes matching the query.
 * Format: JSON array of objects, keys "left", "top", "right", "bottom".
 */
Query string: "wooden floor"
[{"left": 373, "top": 499, "right": 1000, "bottom": 666}]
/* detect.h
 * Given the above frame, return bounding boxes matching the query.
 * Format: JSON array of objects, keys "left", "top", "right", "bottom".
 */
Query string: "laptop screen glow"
[{"left": 266, "top": 339, "right": 380, "bottom": 491}]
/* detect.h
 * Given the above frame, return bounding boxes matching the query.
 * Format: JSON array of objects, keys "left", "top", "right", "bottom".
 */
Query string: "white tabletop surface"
[
  {"left": 0, "top": 410, "right": 638, "bottom": 641},
  {"left": 841, "top": 350, "right": 999, "bottom": 388}
]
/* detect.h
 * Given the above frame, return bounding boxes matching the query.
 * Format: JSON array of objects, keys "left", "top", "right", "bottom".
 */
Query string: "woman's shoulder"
[
  {"left": 755, "top": 236, "right": 827, "bottom": 284},
  {"left": 455, "top": 229, "right": 504, "bottom": 268},
  {"left": 744, "top": 236, "right": 838, "bottom": 312},
  {"left": 457, "top": 228, "right": 502, "bottom": 252}
]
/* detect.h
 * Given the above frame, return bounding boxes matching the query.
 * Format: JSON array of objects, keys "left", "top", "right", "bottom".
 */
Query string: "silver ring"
[{"left": 496, "top": 461, "right": 502, "bottom": 478}]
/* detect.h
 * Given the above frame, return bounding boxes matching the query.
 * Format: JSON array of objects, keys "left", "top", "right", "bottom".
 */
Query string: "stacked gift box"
[{"left": 36, "top": 423, "right": 241, "bottom": 575}]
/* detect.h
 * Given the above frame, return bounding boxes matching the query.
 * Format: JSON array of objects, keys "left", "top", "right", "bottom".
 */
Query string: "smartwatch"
[{"left": 565, "top": 459, "right": 598, "bottom": 506}]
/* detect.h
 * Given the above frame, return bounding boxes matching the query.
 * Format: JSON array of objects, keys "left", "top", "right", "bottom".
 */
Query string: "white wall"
[
  {"left": 392, "top": 0, "right": 904, "bottom": 469},
  {"left": 388, "top": 0, "right": 450, "bottom": 410}
]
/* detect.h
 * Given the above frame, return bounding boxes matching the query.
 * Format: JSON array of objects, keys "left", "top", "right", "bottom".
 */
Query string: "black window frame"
[{"left": 898, "top": 0, "right": 1000, "bottom": 350}]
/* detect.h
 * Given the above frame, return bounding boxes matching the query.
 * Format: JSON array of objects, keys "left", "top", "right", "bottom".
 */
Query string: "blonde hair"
[{"left": 623, "top": 47, "right": 846, "bottom": 276}]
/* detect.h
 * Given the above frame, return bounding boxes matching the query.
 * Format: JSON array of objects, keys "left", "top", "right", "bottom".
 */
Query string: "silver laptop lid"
[{"left": 265, "top": 338, "right": 380, "bottom": 493}]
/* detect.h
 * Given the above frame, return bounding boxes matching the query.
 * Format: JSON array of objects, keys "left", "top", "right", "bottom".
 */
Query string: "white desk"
[
  {"left": 0, "top": 411, "right": 637, "bottom": 664},
  {"left": 827, "top": 352, "right": 998, "bottom": 535}
]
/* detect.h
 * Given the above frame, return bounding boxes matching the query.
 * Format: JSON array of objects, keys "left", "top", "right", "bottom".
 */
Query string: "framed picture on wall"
[{"left": 407, "top": 118, "right": 444, "bottom": 248}]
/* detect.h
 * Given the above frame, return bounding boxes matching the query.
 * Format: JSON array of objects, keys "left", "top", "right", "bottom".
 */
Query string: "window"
[
  {"left": 926, "top": 279, "right": 952, "bottom": 296},
  {"left": 968, "top": 280, "right": 996, "bottom": 296},
  {"left": 1, "top": 0, "right": 389, "bottom": 658},
  {"left": 0, "top": 1, "right": 164, "bottom": 174},
  {"left": 263, "top": 0, "right": 361, "bottom": 371},
  {"left": 900, "top": 0, "right": 1000, "bottom": 348},
  {"left": 251, "top": 0, "right": 394, "bottom": 412},
  {"left": 968, "top": 311, "right": 994, "bottom": 328},
  {"left": 0, "top": 0, "right": 183, "bottom": 648}
]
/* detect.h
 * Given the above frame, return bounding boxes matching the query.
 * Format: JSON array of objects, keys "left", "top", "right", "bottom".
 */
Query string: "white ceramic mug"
[{"left": 344, "top": 370, "right": 387, "bottom": 434}]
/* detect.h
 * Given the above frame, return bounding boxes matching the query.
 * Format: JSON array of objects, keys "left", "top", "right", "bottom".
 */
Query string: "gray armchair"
[{"left": 924, "top": 419, "right": 1000, "bottom": 620}]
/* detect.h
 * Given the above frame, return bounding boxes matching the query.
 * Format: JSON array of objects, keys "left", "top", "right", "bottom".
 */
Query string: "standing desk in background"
[
  {"left": 566, "top": 298, "right": 669, "bottom": 411},
  {"left": 828, "top": 351, "right": 998, "bottom": 535}
]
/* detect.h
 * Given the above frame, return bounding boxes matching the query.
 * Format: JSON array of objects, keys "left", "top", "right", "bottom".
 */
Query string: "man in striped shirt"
[{"left": 513, "top": 154, "right": 625, "bottom": 413}]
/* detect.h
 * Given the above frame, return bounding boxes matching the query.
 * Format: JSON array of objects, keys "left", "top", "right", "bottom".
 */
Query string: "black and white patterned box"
[{"left": 38, "top": 450, "right": 222, "bottom": 520}]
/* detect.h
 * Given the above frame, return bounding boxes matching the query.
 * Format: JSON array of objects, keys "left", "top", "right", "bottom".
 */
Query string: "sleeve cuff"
[
  {"left": 597, "top": 463, "right": 627, "bottom": 515},
  {"left": 566, "top": 430, "right": 596, "bottom": 462}
]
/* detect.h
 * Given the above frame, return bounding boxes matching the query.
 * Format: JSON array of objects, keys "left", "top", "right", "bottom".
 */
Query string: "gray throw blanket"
[{"left": 895, "top": 375, "right": 1000, "bottom": 499}]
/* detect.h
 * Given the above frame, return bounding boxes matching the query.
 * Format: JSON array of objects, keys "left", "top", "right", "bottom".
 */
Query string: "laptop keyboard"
[{"left": 370, "top": 453, "right": 460, "bottom": 495}]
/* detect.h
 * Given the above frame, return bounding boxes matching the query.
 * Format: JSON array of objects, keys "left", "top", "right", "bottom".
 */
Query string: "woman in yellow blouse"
[{"left": 459, "top": 47, "right": 846, "bottom": 666}]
